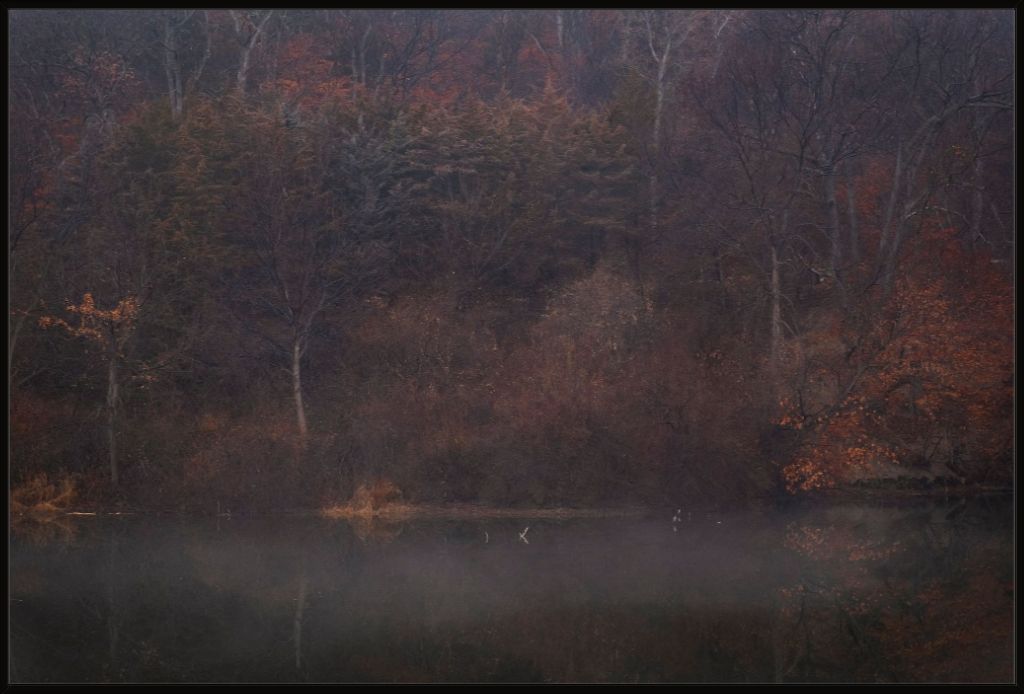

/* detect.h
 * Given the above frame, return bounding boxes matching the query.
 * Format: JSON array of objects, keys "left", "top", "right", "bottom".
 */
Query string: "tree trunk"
[
  {"left": 627, "top": 233, "right": 646, "bottom": 306},
  {"left": 881, "top": 127, "right": 938, "bottom": 296},
  {"left": 880, "top": 114, "right": 947, "bottom": 295},
  {"left": 845, "top": 159, "right": 860, "bottom": 263},
  {"left": 970, "top": 155, "right": 984, "bottom": 247},
  {"left": 351, "top": 37, "right": 359, "bottom": 89},
  {"left": 235, "top": 11, "right": 274, "bottom": 94},
  {"left": 770, "top": 242, "right": 783, "bottom": 368},
  {"left": 292, "top": 339, "right": 308, "bottom": 439},
  {"left": 8, "top": 309, "right": 28, "bottom": 384},
  {"left": 107, "top": 355, "right": 119, "bottom": 487},
  {"left": 237, "top": 44, "right": 253, "bottom": 94},
  {"left": 557, "top": 11, "right": 577, "bottom": 97},
  {"left": 968, "top": 73, "right": 989, "bottom": 248},
  {"left": 650, "top": 52, "right": 667, "bottom": 237},
  {"left": 823, "top": 161, "right": 842, "bottom": 275},
  {"left": 358, "top": 24, "right": 372, "bottom": 87},
  {"left": 164, "top": 16, "right": 183, "bottom": 120},
  {"left": 638, "top": 32, "right": 670, "bottom": 306},
  {"left": 878, "top": 141, "right": 903, "bottom": 269},
  {"left": 188, "top": 11, "right": 212, "bottom": 96}
]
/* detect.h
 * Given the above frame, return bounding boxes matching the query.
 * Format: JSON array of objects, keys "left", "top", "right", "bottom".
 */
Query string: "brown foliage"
[
  {"left": 11, "top": 472, "right": 77, "bottom": 515},
  {"left": 182, "top": 410, "right": 321, "bottom": 510},
  {"left": 779, "top": 225, "right": 1013, "bottom": 493},
  {"left": 352, "top": 478, "right": 403, "bottom": 511},
  {"left": 322, "top": 479, "right": 405, "bottom": 520}
]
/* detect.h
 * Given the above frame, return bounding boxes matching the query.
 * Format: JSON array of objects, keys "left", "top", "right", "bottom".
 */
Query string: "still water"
[{"left": 10, "top": 497, "right": 1014, "bottom": 683}]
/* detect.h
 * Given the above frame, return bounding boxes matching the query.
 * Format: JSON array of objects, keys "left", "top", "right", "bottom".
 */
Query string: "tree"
[
  {"left": 191, "top": 95, "right": 422, "bottom": 439},
  {"left": 161, "top": 10, "right": 212, "bottom": 120},
  {"left": 34, "top": 103, "right": 201, "bottom": 488},
  {"left": 9, "top": 11, "right": 147, "bottom": 387},
  {"left": 229, "top": 9, "right": 275, "bottom": 94},
  {"left": 39, "top": 294, "right": 140, "bottom": 487},
  {"left": 695, "top": 13, "right": 817, "bottom": 373},
  {"left": 406, "top": 87, "right": 637, "bottom": 306},
  {"left": 863, "top": 10, "right": 1013, "bottom": 294},
  {"left": 778, "top": 232, "right": 1012, "bottom": 492}
]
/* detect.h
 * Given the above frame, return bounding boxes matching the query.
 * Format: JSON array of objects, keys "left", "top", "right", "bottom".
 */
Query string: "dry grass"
[
  {"left": 11, "top": 473, "right": 80, "bottom": 545},
  {"left": 11, "top": 473, "right": 77, "bottom": 516}
]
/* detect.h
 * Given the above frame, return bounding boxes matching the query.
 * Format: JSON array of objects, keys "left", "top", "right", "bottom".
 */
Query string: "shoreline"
[
  {"left": 318, "top": 503, "right": 650, "bottom": 521},
  {"left": 806, "top": 484, "right": 1013, "bottom": 501},
  {"left": 12, "top": 484, "right": 1012, "bottom": 522}
]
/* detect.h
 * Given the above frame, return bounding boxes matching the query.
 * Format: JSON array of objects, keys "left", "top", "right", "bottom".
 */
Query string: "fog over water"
[{"left": 11, "top": 497, "right": 1013, "bottom": 683}]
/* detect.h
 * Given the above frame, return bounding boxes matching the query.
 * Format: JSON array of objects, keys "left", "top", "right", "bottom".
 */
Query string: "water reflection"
[{"left": 10, "top": 498, "right": 1013, "bottom": 682}]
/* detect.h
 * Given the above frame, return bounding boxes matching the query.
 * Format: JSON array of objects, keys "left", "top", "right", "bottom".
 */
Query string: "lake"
[{"left": 10, "top": 496, "right": 1014, "bottom": 683}]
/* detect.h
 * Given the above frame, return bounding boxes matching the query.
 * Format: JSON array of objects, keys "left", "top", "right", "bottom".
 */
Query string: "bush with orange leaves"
[
  {"left": 12, "top": 472, "right": 77, "bottom": 515},
  {"left": 779, "top": 226, "right": 1013, "bottom": 493},
  {"left": 322, "top": 479, "right": 405, "bottom": 519}
]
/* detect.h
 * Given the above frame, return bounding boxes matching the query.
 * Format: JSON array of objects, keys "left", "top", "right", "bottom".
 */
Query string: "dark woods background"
[{"left": 8, "top": 10, "right": 1014, "bottom": 511}]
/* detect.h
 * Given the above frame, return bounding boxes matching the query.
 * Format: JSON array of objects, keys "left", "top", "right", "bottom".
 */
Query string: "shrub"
[{"left": 11, "top": 472, "right": 77, "bottom": 514}]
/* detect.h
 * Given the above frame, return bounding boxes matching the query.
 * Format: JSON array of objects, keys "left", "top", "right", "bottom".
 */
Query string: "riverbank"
[
  {"left": 320, "top": 503, "right": 648, "bottom": 521},
  {"left": 809, "top": 483, "right": 1013, "bottom": 502},
  {"left": 12, "top": 477, "right": 1011, "bottom": 521}
]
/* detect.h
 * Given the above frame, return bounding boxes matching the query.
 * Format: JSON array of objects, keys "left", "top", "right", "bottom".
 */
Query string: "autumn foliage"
[
  {"left": 11, "top": 472, "right": 77, "bottom": 515},
  {"left": 8, "top": 10, "right": 1013, "bottom": 509},
  {"left": 39, "top": 293, "right": 140, "bottom": 351},
  {"left": 779, "top": 225, "right": 1012, "bottom": 493}
]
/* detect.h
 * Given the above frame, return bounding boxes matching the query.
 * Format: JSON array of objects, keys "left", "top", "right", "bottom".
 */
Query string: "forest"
[{"left": 9, "top": 9, "right": 1014, "bottom": 514}]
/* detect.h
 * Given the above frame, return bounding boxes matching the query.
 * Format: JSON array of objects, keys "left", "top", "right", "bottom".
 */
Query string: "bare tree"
[
  {"left": 161, "top": 10, "right": 211, "bottom": 120},
  {"left": 216, "top": 101, "right": 420, "bottom": 439},
  {"left": 230, "top": 9, "right": 275, "bottom": 94},
  {"left": 869, "top": 10, "right": 1013, "bottom": 294}
]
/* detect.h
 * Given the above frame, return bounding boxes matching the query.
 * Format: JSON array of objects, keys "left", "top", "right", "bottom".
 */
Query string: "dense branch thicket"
[{"left": 9, "top": 10, "right": 1013, "bottom": 511}]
